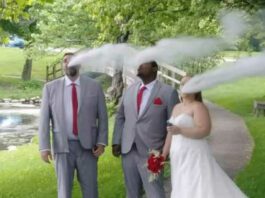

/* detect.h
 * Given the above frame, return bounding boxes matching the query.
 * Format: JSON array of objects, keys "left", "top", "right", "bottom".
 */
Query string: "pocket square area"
[{"left": 154, "top": 97, "right": 163, "bottom": 105}]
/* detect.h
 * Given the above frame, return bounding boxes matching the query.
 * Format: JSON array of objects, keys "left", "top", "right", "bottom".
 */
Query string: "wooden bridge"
[{"left": 46, "top": 61, "right": 186, "bottom": 88}]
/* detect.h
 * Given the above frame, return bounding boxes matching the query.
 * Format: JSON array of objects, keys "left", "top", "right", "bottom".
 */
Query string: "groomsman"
[
  {"left": 39, "top": 52, "right": 108, "bottom": 198},
  {"left": 112, "top": 61, "right": 179, "bottom": 198}
]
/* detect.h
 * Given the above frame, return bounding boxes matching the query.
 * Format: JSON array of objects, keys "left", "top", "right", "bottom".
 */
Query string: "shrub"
[{"left": 18, "top": 80, "right": 43, "bottom": 90}]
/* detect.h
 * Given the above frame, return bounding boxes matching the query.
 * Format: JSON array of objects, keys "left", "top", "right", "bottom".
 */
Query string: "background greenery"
[
  {"left": 0, "top": 118, "right": 126, "bottom": 198},
  {"left": 1, "top": 0, "right": 265, "bottom": 197},
  {"left": 205, "top": 77, "right": 265, "bottom": 197}
]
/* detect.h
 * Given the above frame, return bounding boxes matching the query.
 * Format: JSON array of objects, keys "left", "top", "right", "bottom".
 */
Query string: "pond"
[{"left": 0, "top": 103, "right": 39, "bottom": 151}]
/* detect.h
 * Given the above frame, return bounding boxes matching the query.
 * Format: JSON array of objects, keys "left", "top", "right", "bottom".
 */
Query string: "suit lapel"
[
  {"left": 56, "top": 77, "right": 69, "bottom": 137},
  {"left": 78, "top": 76, "right": 83, "bottom": 113},
  {"left": 58, "top": 77, "right": 65, "bottom": 110},
  {"left": 56, "top": 77, "right": 65, "bottom": 122},
  {"left": 133, "top": 82, "right": 141, "bottom": 117},
  {"left": 138, "top": 81, "right": 161, "bottom": 119}
]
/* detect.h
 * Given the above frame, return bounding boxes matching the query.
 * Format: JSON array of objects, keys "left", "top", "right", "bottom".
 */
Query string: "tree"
[
  {"left": 0, "top": 0, "right": 32, "bottom": 21},
  {"left": 29, "top": 0, "right": 98, "bottom": 49},
  {"left": 0, "top": 0, "right": 53, "bottom": 81},
  {"left": 220, "top": 0, "right": 265, "bottom": 52},
  {"left": 31, "top": 0, "right": 265, "bottom": 100},
  {"left": 83, "top": 0, "right": 221, "bottom": 102},
  {"left": 0, "top": 0, "right": 33, "bottom": 43},
  {"left": 84, "top": 0, "right": 220, "bottom": 45}
]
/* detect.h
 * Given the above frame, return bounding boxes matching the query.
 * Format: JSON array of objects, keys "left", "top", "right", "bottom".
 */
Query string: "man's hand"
[
  {"left": 93, "top": 144, "right": 105, "bottom": 157},
  {"left": 40, "top": 150, "right": 53, "bottom": 163},
  {"left": 112, "top": 144, "right": 121, "bottom": 157}
]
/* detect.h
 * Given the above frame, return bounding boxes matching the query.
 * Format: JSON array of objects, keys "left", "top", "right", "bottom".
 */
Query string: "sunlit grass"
[
  {"left": 0, "top": 47, "right": 62, "bottom": 99},
  {"left": 0, "top": 118, "right": 125, "bottom": 198}
]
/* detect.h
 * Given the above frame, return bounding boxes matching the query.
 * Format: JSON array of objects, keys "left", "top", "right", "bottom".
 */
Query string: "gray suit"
[
  {"left": 113, "top": 80, "right": 179, "bottom": 198},
  {"left": 39, "top": 75, "right": 108, "bottom": 198}
]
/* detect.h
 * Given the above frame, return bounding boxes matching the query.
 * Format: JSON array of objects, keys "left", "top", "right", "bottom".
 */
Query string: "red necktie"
[
  {"left": 137, "top": 86, "right": 146, "bottom": 114},
  {"left": 71, "top": 83, "right": 78, "bottom": 136}
]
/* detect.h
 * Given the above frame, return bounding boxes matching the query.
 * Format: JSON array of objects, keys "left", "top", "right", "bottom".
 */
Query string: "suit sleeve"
[
  {"left": 167, "top": 89, "right": 179, "bottom": 120},
  {"left": 96, "top": 85, "right": 109, "bottom": 146},
  {"left": 112, "top": 93, "right": 126, "bottom": 146},
  {"left": 38, "top": 85, "right": 51, "bottom": 151}
]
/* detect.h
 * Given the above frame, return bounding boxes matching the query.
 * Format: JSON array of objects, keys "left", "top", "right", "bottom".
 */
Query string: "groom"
[{"left": 112, "top": 61, "right": 179, "bottom": 198}]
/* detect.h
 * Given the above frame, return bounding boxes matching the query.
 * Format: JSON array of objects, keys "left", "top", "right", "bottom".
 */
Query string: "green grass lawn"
[
  {"left": 0, "top": 47, "right": 62, "bottom": 99},
  {"left": 0, "top": 47, "right": 111, "bottom": 98},
  {"left": 219, "top": 51, "right": 260, "bottom": 58},
  {"left": 0, "top": 118, "right": 126, "bottom": 198},
  {"left": 0, "top": 47, "right": 61, "bottom": 80},
  {"left": 205, "top": 77, "right": 265, "bottom": 198},
  {"left": 0, "top": 77, "right": 43, "bottom": 99}
]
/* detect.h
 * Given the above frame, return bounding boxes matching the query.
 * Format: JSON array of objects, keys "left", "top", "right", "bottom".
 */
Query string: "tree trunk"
[
  {"left": 107, "top": 69, "right": 124, "bottom": 105},
  {"left": 21, "top": 58, "right": 32, "bottom": 81},
  {"left": 1, "top": 0, "right": 7, "bottom": 8},
  {"left": 107, "top": 31, "right": 130, "bottom": 105}
]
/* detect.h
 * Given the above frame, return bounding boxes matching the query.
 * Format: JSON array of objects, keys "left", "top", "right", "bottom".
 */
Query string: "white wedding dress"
[{"left": 169, "top": 114, "right": 248, "bottom": 198}]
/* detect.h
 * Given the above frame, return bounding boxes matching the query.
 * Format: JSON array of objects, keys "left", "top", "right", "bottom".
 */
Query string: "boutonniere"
[{"left": 153, "top": 97, "right": 163, "bottom": 105}]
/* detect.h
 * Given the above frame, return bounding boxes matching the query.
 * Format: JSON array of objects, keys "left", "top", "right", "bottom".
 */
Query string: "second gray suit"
[
  {"left": 113, "top": 80, "right": 179, "bottom": 198},
  {"left": 39, "top": 75, "right": 108, "bottom": 198}
]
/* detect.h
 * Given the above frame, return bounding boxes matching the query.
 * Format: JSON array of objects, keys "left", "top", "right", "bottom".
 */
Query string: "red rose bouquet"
[{"left": 146, "top": 150, "right": 165, "bottom": 182}]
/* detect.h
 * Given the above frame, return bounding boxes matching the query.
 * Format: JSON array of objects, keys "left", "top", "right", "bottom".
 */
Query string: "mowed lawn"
[
  {"left": 0, "top": 47, "right": 60, "bottom": 80},
  {"left": 204, "top": 77, "right": 265, "bottom": 198},
  {"left": 0, "top": 118, "right": 126, "bottom": 198},
  {"left": 0, "top": 47, "right": 61, "bottom": 98}
]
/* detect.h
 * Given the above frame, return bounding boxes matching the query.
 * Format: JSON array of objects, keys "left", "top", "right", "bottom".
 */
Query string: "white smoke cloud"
[
  {"left": 182, "top": 53, "right": 265, "bottom": 93},
  {"left": 69, "top": 43, "right": 138, "bottom": 72},
  {"left": 131, "top": 37, "right": 224, "bottom": 67},
  {"left": 219, "top": 10, "right": 248, "bottom": 44}
]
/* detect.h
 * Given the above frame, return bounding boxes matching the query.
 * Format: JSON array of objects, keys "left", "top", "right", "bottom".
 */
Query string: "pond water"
[{"left": 0, "top": 103, "right": 39, "bottom": 151}]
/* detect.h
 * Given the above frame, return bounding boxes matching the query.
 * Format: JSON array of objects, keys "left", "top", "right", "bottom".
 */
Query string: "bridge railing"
[
  {"left": 46, "top": 61, "right": 186, "bottom": 88},
  {"left": 122, "top": 63, "right": 186, "bottom": 88},
  {"left": 46, "top": 60, "right": 62, "bottom": 82},
  {"left": 158, "top": 63, "right": 186, "bottom": 88}
]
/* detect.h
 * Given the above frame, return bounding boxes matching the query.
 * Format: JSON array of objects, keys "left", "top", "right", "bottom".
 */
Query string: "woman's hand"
[
  {"left": 167, "top": 125, "right": 181, "bottom": 135},
  {"left": 161, "top": 151, "right": 168, "bottom": 160}
]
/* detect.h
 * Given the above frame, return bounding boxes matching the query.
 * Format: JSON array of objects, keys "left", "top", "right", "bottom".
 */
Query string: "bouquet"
[{"left": 146, "top": 150, "right": 165, "bottom": 182}]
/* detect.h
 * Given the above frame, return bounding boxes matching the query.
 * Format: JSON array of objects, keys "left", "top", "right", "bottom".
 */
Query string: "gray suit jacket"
[
  {"left": 113, "top": 80, "right": 179, "bottom": 155},
  {"left": 38, "top": 75, "right": 108, "bottom": 153}
]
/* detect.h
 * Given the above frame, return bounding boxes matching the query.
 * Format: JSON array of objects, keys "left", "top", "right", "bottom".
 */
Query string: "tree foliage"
[
  {"left": 236, "top": 10, "right": 265, "bottom": 51},
  {"left": 31, "top": 0, "right": 224, "bottom": 48},
  {"left": 30, "top": 0, "right": 98, "bottom": 49},
  {"left": 83, "top": 0, "right": 221, "bottom": 46},
  {"left": 0, "top": 0, "right": 51, "bottom": 43},
  {"left": 0, "top": 0, "right": 32, "bottom": 21}
]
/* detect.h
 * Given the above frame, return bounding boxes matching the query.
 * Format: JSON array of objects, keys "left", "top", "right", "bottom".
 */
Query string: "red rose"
[{"left": 147, "top": 153, "right": 165, "bottom": 174}]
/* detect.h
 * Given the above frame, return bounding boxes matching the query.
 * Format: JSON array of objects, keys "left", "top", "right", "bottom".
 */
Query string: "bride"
[{"left": 162, "top": 76, "right": 248, "bottom": 198}]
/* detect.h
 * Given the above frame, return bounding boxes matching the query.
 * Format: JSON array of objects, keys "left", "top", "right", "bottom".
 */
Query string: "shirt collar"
[
  {"left": 65, "top": 75, "right": 80, "bottom": 87},
  {"left": 140, "top": 79, "right": 157, "bottom": 91}
]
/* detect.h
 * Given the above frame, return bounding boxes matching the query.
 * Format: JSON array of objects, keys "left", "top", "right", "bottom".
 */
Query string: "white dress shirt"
[
  {"left": 64, "top": 75, "right": 80, "bottom": 140},
  {"left": 138, "top": 80, "right": 157, "bottom": 116}
]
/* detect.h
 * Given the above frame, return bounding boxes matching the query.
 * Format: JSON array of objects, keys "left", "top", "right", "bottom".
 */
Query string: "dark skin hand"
[
  {"left": 92, "top": 144, "right": 105, "bottom": 157},
  {"left": 112, "top": 144, "right": 121, "bottom": 157}
]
